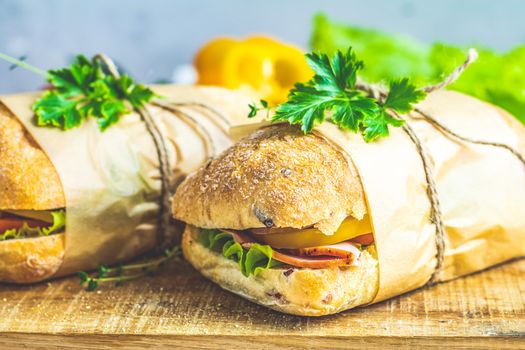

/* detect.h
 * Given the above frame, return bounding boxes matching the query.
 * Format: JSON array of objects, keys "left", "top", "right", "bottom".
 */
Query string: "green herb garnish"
[
  {"left": 248, "top": 99, "right": 268, "bottom": 118},
  {"left": 77, "top": 244, "right": 180, "bottom": 291},
  {"left": 34, "top": 55, "right": 155, "bottom": 130},
  {"left": 249, "top": 48, "right": 425, "bottom": 141},
  {"left": 0, "top": 53, "right": 155, "bottom": 130}
]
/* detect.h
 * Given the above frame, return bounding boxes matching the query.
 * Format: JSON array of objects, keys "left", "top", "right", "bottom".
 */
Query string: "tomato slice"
[
  {"left": 0, "top": 218, "right": 48, "bottom": 232},
  {"left": 350, "top": 233, "right": 375, "bottom": 245}
]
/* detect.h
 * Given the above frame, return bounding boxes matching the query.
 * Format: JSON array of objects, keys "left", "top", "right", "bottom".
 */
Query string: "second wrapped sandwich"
[{"left": 0, "top": 83, "right": 255, "bottom": 283}]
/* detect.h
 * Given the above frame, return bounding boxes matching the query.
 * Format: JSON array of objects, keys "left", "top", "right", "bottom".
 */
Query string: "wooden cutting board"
[{"left": 0, "top": 256, "right": 523, "bottom": 349}]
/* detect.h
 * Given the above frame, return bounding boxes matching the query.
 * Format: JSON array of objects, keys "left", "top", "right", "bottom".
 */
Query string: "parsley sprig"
[
  {"left": 1, "top": 53, "right": 155, "bottom": 131},
  {"left": 77, "top": 245, "right": 180, "bottom": 291},
  {"left": 249, "top": 48, "right": 426, "bottom": 141},
  {"left": 35, "top": 55, "right": 156, "bottom": 130}
]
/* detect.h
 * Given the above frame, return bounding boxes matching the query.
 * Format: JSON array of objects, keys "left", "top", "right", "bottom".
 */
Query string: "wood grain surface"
[{"left": 0, "top": 256, "right": 523, "bottom": 349}]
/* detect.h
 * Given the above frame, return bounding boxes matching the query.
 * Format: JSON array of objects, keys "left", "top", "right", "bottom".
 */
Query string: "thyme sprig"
[{"left": 77, "top": 245, "right": 180, "bottom": 291}]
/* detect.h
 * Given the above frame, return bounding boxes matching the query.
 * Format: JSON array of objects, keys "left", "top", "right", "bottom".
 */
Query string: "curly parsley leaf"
[
  {"left": 360, "top": 78, "right": 425, "bottom": 141},
  {"left": 274, "top": 84, "right": 335, "bottom": 132},
  {"left": 32, "top": 93, "right": 82, "bottom": 129},
  {"left": 31, "top": 54, "right": 155, "bottom": 131},
  {"left": 307, "top": 49, "right": 363, "bottom": 91},
  {"left": 258, "top": 47, "right": 425, "bottom": 141},
  {"left": 272, "top": 48, "right": 379, "bottom": 134},
  {"left": 362, "top": 110, "right": 405, "bottom": 142},
  {"left": 383, "top": 78, "right": 426, "bottom": 113}
]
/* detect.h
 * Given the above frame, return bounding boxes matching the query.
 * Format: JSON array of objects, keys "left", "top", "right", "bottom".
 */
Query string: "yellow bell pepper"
[
  {"left": 251, "top": 216, "right": 373, "bottom": 249},
  {"left": 194, "top": 36, "right": 313, "bottom": 105}
]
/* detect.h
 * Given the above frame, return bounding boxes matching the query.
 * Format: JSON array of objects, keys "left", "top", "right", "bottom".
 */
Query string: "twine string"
[
  {"left": 422, "top": 49, "right": 479, "bottom": 93},
  {"left": 153, "top": 101, "right": 218, "bottom": 157},
  {"left": 93, "top": 54, "right": 226, "bottom": 249},
  {"left": 413, "top": 107, "right": 525, "bottom": 167},
  {"left": 395, "top": 113, "right": 446, "bottom": 284},
  {"left": 165, "top": 101, "right": 232, "bottom": 127},
  {"left": 138, "top": 107, "right": 175, "bottom": 248},
  {"left": 93, "top": 54, "right": 120, "bottom": 78}
]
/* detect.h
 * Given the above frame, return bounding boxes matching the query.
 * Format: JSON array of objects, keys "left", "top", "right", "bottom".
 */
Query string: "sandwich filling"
[
  {"left": 197, "top": 215, "right": 374, "bottom": 277},
  {"left": 0, "top": 210, "right": 65, "bottom": 241}
]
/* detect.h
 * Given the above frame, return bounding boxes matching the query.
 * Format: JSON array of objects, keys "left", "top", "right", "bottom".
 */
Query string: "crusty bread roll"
[
  {"left": 0, "top": 233, "right": 65, "bottom": 283},
  {"left": 0, "top": 103, "right": 66, "bottom": 283},
  {"left": 172, "top": 125, "right": 367, "bottom": 235},
  {"left": 173, "top": 125, "right": 378, "bottom": 315},
  {"left": 0, "top": 103, "right": 64, "bottom": 210},
  {"left": 182, "top": 225, "right": 378, "bottom": 316}
]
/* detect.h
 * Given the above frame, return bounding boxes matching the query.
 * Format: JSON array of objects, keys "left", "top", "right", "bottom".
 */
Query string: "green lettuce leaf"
[
  {"left": 311, "top": 13, "right": 433, "bottom": 85},
  {"left": 198, "top": 229, "right": 232, "bottom": 250},
  {"left": 222, "top": 240, "right": 246, "bottom": 275},
  {"left": 0, "top": 210, "right": 66, "bottom": 241},
  {"left": 198, "top": 229, "right": 281, "bottom": 276},
  {"left": 42, "top": 210, "right": 66, "bottom": 235},
  {"left": 244, "top": 243, "right": 282, "bottom": 277},
  {"left": 310, "top": 13, "right": 525, "bottom": 124},
  {"left": 429, "top": 44, "right": 525, "bottom": 124}
]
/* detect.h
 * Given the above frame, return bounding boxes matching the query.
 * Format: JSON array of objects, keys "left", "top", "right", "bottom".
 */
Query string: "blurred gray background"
[{"left": 1, "top": 0, "right": 524, "bottom": 94}]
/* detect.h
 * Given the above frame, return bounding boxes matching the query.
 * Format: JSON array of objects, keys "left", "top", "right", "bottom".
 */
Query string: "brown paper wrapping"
[
  {"left": 0, "top": 85, "right": 260, "bottom": 277},
  {"left": 232, "top": 90, "right": 525, "bottom": 303},
  {"left": 320, "top": 90, "right": 525, "bottom": 302}
]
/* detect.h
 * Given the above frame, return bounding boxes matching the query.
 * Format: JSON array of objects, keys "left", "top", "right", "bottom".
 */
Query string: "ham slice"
[
  {"left": 288, "top": 241, "right": 362, "bottom": 260},
  {"left": 222, "top": 230, "right": 361, "bottom": 269},
  {"left": 271, "top": 250, "right": 358, "bottom": 269},
  {"left": 222, "top": 230, "right": 253, "bottom": 245}
]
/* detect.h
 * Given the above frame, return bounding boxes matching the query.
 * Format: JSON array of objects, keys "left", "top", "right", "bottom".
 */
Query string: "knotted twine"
[
  {"left": 356, "top": 49, "right": 525, "bottom": 284},
  {"left": 93, "top": 54, "right": 229, "bottom": 251}
]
